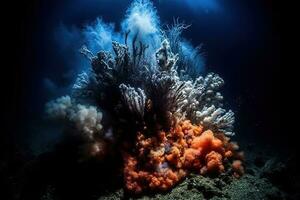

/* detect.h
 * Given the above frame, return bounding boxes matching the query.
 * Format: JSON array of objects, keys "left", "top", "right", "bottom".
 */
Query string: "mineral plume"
[{"left": 46, "top": 0, "right": 244, "bottom": 194}]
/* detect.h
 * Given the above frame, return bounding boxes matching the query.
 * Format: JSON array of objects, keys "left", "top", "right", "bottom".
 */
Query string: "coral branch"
[
  {"left": 155, "top": 39, "right": 179, "bottom": 71},
  {"left": 119, "top": 84, "right": 146, "bottom": 118},
  {"left": 196, "top": 105, "right": 235, "bottom": 136}
]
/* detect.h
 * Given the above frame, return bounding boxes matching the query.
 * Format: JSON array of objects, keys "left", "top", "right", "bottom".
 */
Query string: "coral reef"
[{"left": 45, "top": 0, "right": 243, "bottom": 195}]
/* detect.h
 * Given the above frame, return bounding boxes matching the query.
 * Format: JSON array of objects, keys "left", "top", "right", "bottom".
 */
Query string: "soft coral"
[{"left": 123, "top": 120, "right": 244, "bottom": 193}]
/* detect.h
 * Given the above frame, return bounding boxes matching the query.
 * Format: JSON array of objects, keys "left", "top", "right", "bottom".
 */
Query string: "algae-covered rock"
[
  {"left": 187, "top": 175, "right": 225, "bottom": 199},
  {"left": 222, "top": 175, "right": 284, "bottom": 200},
  {"left": 98, "top": 178, "right": 205, "bottom": 200},
  {"left": 98, "top": 173, "right": 285, "bottom": 200},
  {"left": 98, "top": 189, "right": 124, "bottom": 200}
]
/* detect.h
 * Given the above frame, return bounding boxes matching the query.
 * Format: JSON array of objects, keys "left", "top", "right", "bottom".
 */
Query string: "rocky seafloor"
[
  {"left": 14, "top": 142, "right": 293, "bottom": 200},
  {"left": 96, "top": 151, "right": 298, "bottom": 200}
]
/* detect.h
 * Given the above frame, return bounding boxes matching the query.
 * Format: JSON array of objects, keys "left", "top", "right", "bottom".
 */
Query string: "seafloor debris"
[{"left": 46, "top": 0, "right": 243, "bottom": 195}]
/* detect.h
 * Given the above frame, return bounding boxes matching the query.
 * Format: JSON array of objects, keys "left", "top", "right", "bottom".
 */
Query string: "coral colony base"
[{"left": 46, "top": 0, "right": 244, "bottom": 194}]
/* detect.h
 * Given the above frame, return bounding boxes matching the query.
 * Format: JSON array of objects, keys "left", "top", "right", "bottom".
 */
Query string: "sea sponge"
[{"left": 123, "top": 120, "right": 243, "bottom": 193}]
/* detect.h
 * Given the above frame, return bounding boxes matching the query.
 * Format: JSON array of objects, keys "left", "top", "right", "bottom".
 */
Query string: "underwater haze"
[{"left": 2, "top": 0, "right": 288, "bottom": 200}]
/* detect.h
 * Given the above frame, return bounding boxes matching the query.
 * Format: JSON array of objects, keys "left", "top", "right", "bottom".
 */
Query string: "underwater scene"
[{"left": 2, "top": 0, "right": 288, "bottom": 200}]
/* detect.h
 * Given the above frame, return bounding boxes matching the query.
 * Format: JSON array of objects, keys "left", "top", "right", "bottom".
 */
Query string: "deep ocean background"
[{"left": 2, "top": 0, "right": 281, "bottom": 199}]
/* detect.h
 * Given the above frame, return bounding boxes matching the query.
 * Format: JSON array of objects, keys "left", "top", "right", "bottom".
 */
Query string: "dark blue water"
[{"left": 0, "top": 1, "right": 286, "bottom": 199}]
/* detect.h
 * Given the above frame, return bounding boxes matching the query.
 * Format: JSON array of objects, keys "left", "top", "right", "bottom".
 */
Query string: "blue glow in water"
[
  {"left": 170, "top": 0, "right": 221, "bottom": 13},
  {"left": 187, "top": 0, "right": 220, "bottom": 12}
]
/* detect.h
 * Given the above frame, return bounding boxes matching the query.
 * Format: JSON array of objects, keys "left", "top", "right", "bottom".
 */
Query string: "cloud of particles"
[{"left": 46, "top": 0, "right": 244, "bottom": 194}]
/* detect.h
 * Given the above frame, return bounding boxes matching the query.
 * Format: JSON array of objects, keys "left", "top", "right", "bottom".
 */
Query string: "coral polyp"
[{"left": 46, "top": 0, "right": 243, "bottom": 195}]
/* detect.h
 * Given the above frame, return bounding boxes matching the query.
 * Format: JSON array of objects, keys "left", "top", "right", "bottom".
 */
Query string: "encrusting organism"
[{"left": 46, "top": 0, "right": 244, "bottom": 194}]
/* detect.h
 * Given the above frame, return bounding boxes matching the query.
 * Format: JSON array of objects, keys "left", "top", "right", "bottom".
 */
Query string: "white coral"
[
  {"left": 46, "top": 96, "right": 103, "bottom": 140},
  {"left": 73, "top": 72, "right": 90, "bottom": 91},
  {"left": 119, "top": 84, "right": 146, "bottom": 118},
  {"left": 47, "top": 26, "right": 236, "bottom": 139},
  {"left": 155, "top": 39, "right": 179, "bottom": 71},
  {"left": 70, "top": 105, "right": 103, "bottom": 140},
  {"left": 196, "top": 105, "right": 235, "bottom": 136}
]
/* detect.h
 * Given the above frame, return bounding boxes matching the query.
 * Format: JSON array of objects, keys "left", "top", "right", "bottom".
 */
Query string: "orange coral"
[
  {"left": 202, "top": 151, "right": 224, "bottom": 174},
  {"left": 123, "top": 120, "right": 244, "bottom": 193},
  {"left": 232, "top": 160, "right": 244, "bottom": 178},
  {"left": 123, "top": 153, "right": 186, "bottom": 193}
]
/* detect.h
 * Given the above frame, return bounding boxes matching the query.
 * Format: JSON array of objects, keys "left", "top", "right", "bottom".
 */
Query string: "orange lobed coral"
[{"left": 123, "top": 120, "right": 244, "bottom": 193}]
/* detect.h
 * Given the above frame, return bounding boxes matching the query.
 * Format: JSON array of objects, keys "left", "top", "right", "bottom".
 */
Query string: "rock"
[
  {"left": 260, "top": 158, "right": 286, "bottom": 184},
  {"left": 223, "top": 174, "right": 284, "bottom": 200},
  {"left": 187, "top": 175, "right": 225, "bottom": 199},
  {"left": 97, "top": 173, "right": 287, "bottom": 200},
  {"left": 254, "top": 155, "right": 265, "bottom": 167},
  {"left": 98, "top": 189, "right": 124, "bottom": 200}
]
